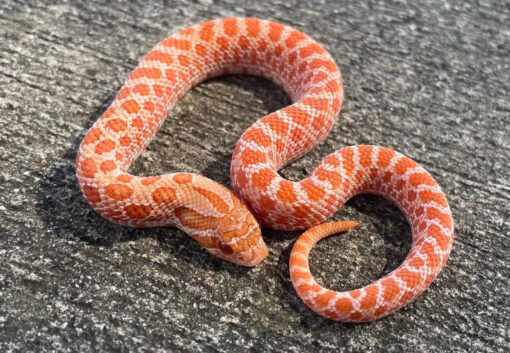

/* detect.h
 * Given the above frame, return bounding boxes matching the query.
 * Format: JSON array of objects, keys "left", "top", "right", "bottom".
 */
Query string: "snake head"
[
  {"left": 212, "top": 196, "right": 268, "bottom": 266},
  {"left": 174, "top": 180, "right": 268, "bottom": 266}
]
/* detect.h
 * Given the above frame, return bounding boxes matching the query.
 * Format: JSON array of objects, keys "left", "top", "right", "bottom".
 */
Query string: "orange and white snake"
[{"left": 76, "top": 18, "right": 454, "bottom": 322}]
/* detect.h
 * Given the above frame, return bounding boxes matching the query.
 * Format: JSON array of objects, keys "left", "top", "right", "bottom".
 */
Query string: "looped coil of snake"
[{"left": 76, "top": 18, "right": 454, "bottom": 322}]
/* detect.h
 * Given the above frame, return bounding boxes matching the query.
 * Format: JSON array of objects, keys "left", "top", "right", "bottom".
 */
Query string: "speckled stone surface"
[{"left": 0, "top": 0, "right": 509, "bottom": 352}]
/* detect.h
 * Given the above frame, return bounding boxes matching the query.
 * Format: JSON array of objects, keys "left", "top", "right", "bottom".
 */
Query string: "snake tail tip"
[{"left": 331, "top": 220, "right": 359, "bottom": 231}]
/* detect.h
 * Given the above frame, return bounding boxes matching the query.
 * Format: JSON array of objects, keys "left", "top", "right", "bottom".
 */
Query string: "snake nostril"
[{"left": 219, "top": 241, "right": 233, "bottom": 254}]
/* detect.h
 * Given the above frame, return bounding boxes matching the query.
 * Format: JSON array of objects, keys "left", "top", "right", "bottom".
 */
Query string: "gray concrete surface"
[{"left": 0, "top": 0, "right": 509, "bottom": 352}]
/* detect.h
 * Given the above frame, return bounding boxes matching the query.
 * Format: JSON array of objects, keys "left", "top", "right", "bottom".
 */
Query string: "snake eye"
[{"left": 219, "top": 241, "right": 233, "bottom": 254}]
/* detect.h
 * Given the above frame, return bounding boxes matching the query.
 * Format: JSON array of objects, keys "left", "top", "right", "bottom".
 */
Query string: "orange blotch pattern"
[
  {"left": 408, "top": 256, "right": 425, "bottom": 270},
  {"left": 419, "top": 190, "right": 448, "bottom": 207},
  {"left": 377, "top": 148, "right": 395, "bottom": 167},
  {"left": 145, "top": 50, "right": 173, "bottom": 65},
  {"left": 105, "top": 184, "right": 134, "bottom": 201},
  {"left": 358, "top": 145, "right": 373, "bottom": 167},
  {"left": 130, "top": 67, "right": 162, "bottom": 80},
  {"left": 95, "top": 139, "right": 116, "bottom": 154},
  {"left": 242, "top": 128, "right": 272, "bottom": 147},
  {"left": 82, "top": 185, "right": 101, "bottom": 204},
  {"left": 124, "top": 204, "right": 152, "bottom": 219},
  {"left": 222, "top": 18, "right": 237, "bottom": 37},
  {"left": 161, "top": 38, "right": 191, "bottom": 50},
  {"left": 152, "top": 187, "right": 177, "bottom": 204},
  {"left": 100, "top": 160, "right": 117, "bottom": 173},
  {"left": 335, "top": 297, "right": 354, "bottom": 315},
  {"left": 277, "top": 180, "right": 298, "bottom": 203},
  {"left": 323, "top": 154, "right": 340, "bottom": 168},
  {"left": 241, "top": 148, "right": 267, "bottom": 165},
  {"left": 119, "top": 135, "right": 131, "bottom": 147},
  {"left": 195, "top": 44, "right": 207, "bottom": 57},
  {"left": 238, "top": 35, "right": 250, "bottom": 50},
  {"left": 268, "top": 22, "right": 284, "bottom": 42},
  {"left": 133, "top": 83, "right": 151, "bottom": 96},
  {"left": 285, "top": 106, "right": 310, "bottom": 126},
  {"left": 262, "top": 115, "right": 289, "bottom": 137},
  {"left": 199, "top": 21, "right": 214, "bottom": 42},
  {"left": 216, "top": 37, "right": 228, "bottom": 50},
  {"left": 106, "top": 118, "right": 128, "bottom": 132},
  {"left": 285, "top": 30, "right": 306, "bottom": 48},
  {"left": 409, "top": 172, "right": 436, "bottom": 187},
  {"left": 131, "top": 117, "right": 144, "bottom": 131},
  {"left": 252, "top": 168, "right": 276, "bottom": 190},
  {"left": 116, "top": 87, "right": 130, "bottom": 100},
  {"left": 360, "top": 285, "right": 379, "bottom": 310},
  {"left": 143, "top": 101, "right": 155, "bottom": 113},
  {"left": 178, "top": 55, "right": 190, "bottom": 67},
  {"left": 314, "top": 290, "right": 336, "bottom": 307},
  {"left": 300, "top": 97, "right": 329, "bottom": 111},
  {"left": 117, "top": 174, "right": 133, "bottom": 183},
  {"left": 397, "top": 269, "right": 422, "bottom": 288},
  {"left": 121, "top": 100, "right": 141, "bottom": 114},
  {"left": 427, "top": 207, "right": 452, "bottom": 229},
  {"left": 173, "top": 173, "right": 192, "bottom": 184},
  {"left": 339, "top": 148, "right": 355, "bottom": 176},
  {"left": 381, "top": 278, "right": 400, "bottom": 302},
  {"left": 245, "top": 18, "right": 261, "bottom": 37},
  {"left": 83, "top": 127, "right": 101, "bottom": 145},
  {"left": 315, "top": 168, "right": 342, "bottom": 189},
  {"left": 81, "top": 158, "right": 98, "bottom": 178},
  {"left": 301, "top": 179, "right": 326, "bottom": 201},
  {"left": 427, "top": 224, "right": 451, "bottom": 251},
  {"left": 141, "top": 176, "right": 161, "bottom": 186},
  {"left": 300, "top": 43, "right": 325, "bottom": 57},
  {"left": 394, "top": 157, "right": 418, "bottom": 175}
]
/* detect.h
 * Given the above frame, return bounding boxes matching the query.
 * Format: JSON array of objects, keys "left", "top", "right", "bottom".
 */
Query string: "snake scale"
[{"left": 76, "top": 18, "right": 454, "bottom": 322}]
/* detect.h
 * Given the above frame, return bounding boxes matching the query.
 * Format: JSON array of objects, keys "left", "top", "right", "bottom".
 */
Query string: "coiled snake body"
[{"left": 76, "top": 18, "right": 454, "bottom": 322}]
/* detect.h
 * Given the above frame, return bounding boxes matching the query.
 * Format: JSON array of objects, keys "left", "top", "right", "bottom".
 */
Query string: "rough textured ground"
[{"left": 0, "top": 0, "right": 509, "bottom": 352}]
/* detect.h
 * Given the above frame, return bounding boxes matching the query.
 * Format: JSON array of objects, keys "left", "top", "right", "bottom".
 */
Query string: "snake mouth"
[
  {"left": 240, "top": 236, "right": 269, "bottom": 266},
  {"left": 208, "top": 232, "right": 268, "bottom": 267}
]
